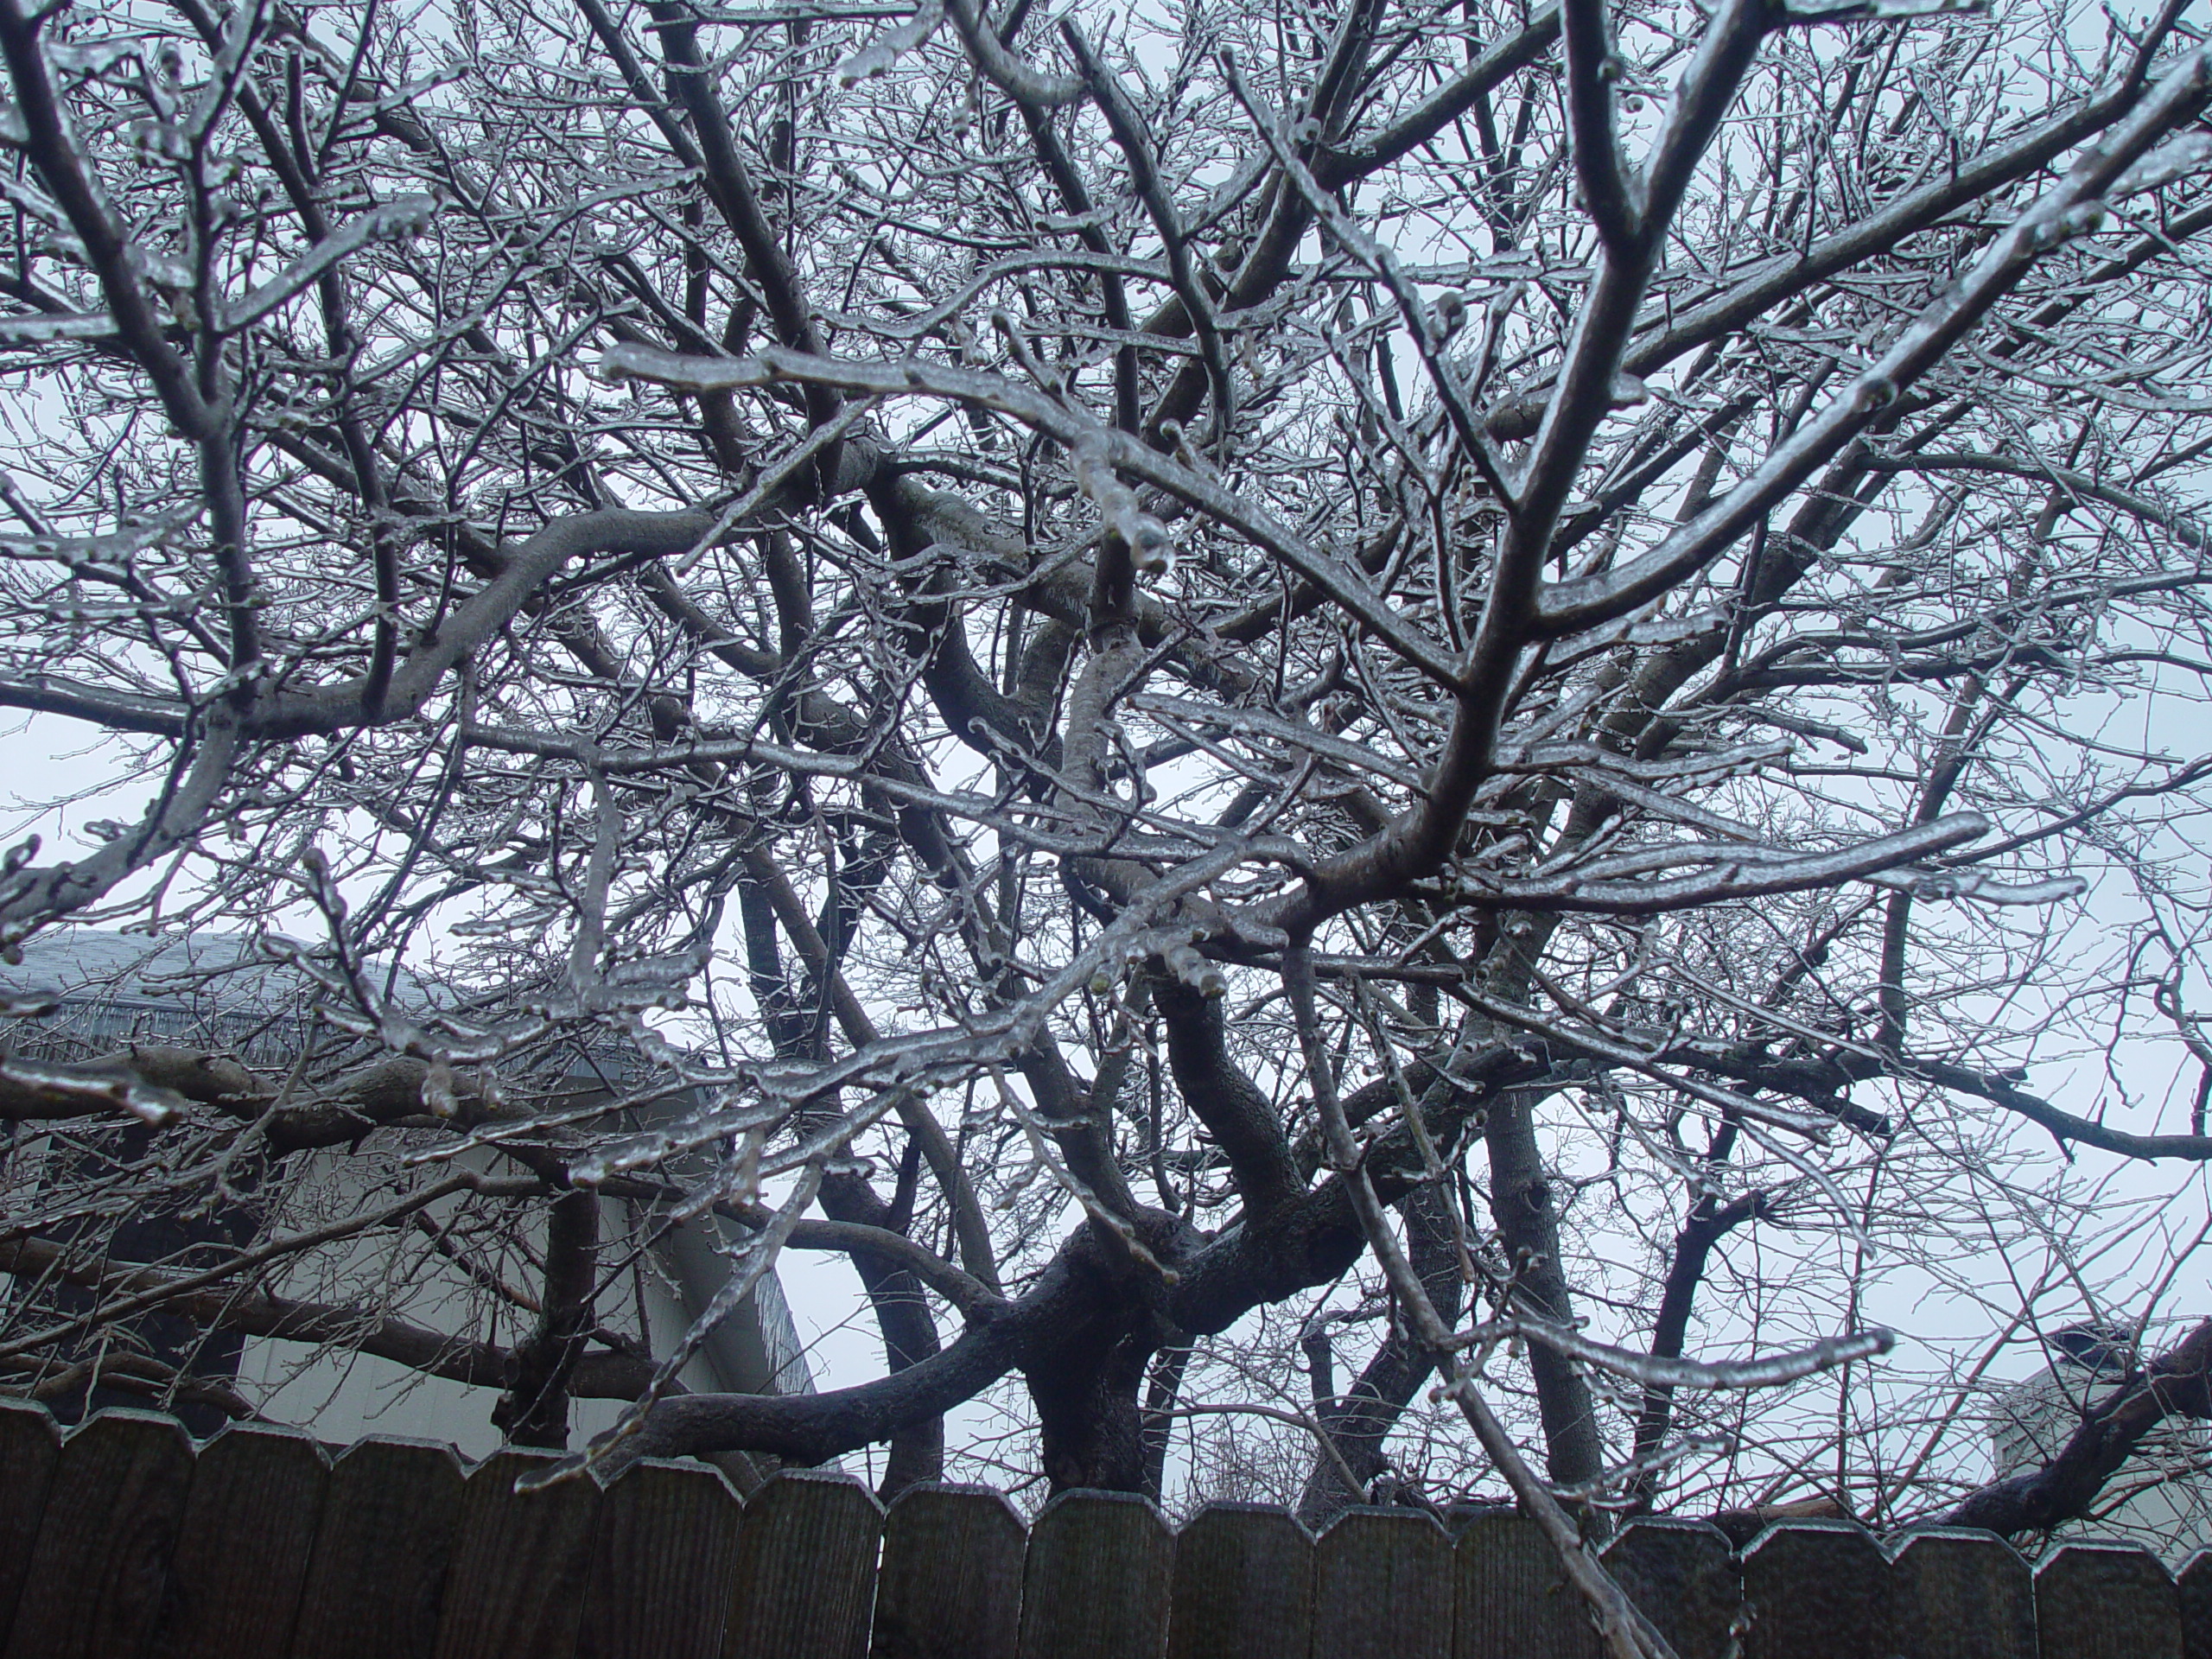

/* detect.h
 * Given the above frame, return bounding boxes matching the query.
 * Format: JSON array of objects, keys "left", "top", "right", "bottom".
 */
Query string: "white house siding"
[
  {"left": 232, "top": 1193, "right": 811, "bottom": 1457},
  {"left": 3, "top": 929, "right": 817, "bottom": 1458}
]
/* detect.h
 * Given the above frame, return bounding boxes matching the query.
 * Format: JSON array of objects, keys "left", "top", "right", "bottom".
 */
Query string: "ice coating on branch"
[
  {"left": 1071, "top": 433, "right": 1174, "bottom": 574},
  {"left": 1504, "top": 1313, "right": 1895, "bottom": 1389},
  {"left": 836, "top": 0, "right": 944, "bottom": 85},
  {"left": 222, "top": 196, "right": 439, "bottom": 333},
  {"left": 1162, "top": 940, "right": 1226, "bottom": 998},
  {"left": 595, "top": 341, "right": 762, "bottom": 391},
  {"left": 0, "top": 1052, "right": 181, "bottom": 1123}
]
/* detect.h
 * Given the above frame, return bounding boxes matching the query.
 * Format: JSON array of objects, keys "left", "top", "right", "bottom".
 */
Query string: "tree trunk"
[
  {"left": 1021, "top": 1223, "right": 1178, "bottom": 1494},
  {"left": 1027, "top": 1328, "right": 1154, "bottom": 1492},
  {"left": 1297, "top": 1181, "right": 1467, "bottom": 1527},
  {"left": 820, "top": 1163, "right": 944, "bottom": 1498},
  {"left": 1140, "top": 1340, "right": 1193, "bottom": 1499},
  {"left": 496, "top": 1187, "right": 599, "bottom": 1448},
  {"left": 1486, "top": 1091, "right": 1605, "bottom": 1491}
]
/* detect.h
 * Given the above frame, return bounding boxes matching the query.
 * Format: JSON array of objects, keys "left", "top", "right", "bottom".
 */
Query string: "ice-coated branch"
[
  {"left": 1501, "top": 1315, "right": 1896, "bottom": 1390},
  {"left": 1459, "top": 811, "right": 1993, "bottom": 914},
  {"left": 598, "top": 342, "right": 1467, "bottom": 687},
  {"left": 1538, "top": 41, "right": 2212, "bottom": 637},
  {"left": 1560, "top": 0, "right": 1638, "bottom": 255}
]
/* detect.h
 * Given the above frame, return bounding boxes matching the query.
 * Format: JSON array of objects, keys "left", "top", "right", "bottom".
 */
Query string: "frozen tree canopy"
[{"left": 0, "top": 0, "right": 2209, "bottom": 1642}]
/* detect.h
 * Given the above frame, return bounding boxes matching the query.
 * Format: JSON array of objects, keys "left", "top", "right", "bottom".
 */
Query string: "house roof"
[{"left": 0, "top": 927, "right": 448, "bottom": 1012}]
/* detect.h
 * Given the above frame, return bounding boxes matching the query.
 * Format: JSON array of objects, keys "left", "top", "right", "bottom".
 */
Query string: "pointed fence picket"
[{"left": 3, "top": 1399, "right": 2209, "bottom": 1659}]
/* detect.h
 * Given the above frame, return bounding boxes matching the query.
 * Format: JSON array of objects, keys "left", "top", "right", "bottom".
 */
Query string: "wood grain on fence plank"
[
  {"left": 577, "top": 1459, "right": 742, "bottom": 1659},
  {"left": 2036, "top": 1541, "right": 2181, "bottom": 1659},
  {"left": 1313, "top": 1506, "right": 1452, "bottom": 1659},
  {"left": 721, "top": 1469, "right": 882, "bottom": 1659},
  {"left": 2177, "top": 1550, "right": 2212, "bottom": 1659},
  {"left": 146, "top": 1422, "right": 328, "bottom": 1659},
  {"left": 1888, "top": 1528, "right": 2035, "bottom": 1659},
  {"left": 433, "top": 1447, "right": 601, "bottom": 1659},
  {"left": 1166, "top": 1502, "right": 1313, "bottom": 1659},
  {"left": 1016, "top": 1489, "right": 1173, "bottom": 1659},
  {"left": 287, "top": 1435, "right": 467, "bottom": 1659},
  {"left": 1456, "top": 1507, "right": 1603, "bottom": 1659},
  {"left": 872, "top": 1484, "right": 1025, "bottom": 1659},
  {"left": 2, "top": 1408, "right": 194, "bottom": 1659},
  {"left": 1599, "top": 1518, "right": 1737, "bottom": 1659},
  {"left": 0, "top": 1398, "right": 60, "bottom": 1647},
  {"left": 1738, "top": 1520, "right": 1891, "bottom": 1659}
]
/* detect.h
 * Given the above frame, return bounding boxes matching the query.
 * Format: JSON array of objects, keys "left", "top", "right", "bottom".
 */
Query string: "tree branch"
[{"left": 1945, "top": 1319, "right": 2212, "bottom": 1535}]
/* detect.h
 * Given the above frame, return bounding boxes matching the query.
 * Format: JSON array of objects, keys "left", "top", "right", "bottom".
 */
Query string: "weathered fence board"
[
  {"left": 433, "top": 1446, "right": 601, "bottom": 1659},
  {"left": 2036, "top": 1542, "right": 2182, "bottom": 1659},
  {"left": 1600, "top": 1518, "right": 1738, "bottom": 1659},
  {"left": 1457, "top": 1508, "right": 1602, "bottom": 1659},
  {"left": 3, "top": 1409, "right": 194, "bottom": 1659},
  {"left": 1889, "top": 1527, "right": 2035, "bottom": 1659},
  {"left": 1166, "top": 1502, "right": 1313, "bottom": 1659},
  {"left": 2177, "top": 1551, "right": 2212, "bottom": 1659},
  {"left": 0, "top": 1397, "right": 61, "bottom": 1643},
  {"left": 1313, "top": 1507, "right": 1452, "bottom": 1659},
  {"left": 722, "top": 1469, "right": 882, "bottom": 1659},
  {"left": 1739, "top": 1520, "right": 1892, "bottom": 1659},
  {"left": 1017, "top": 1490, "right": 1174, "bottom": 1659},
  {"left": 146, "top": 1421, "right": 329, "bottom": 1659},
  {"left": 873, "top": 1484, "right": 1026, "bottom": 1659},
  {"left": 4, "top": 1401, "right": 2211, "bottom": 1659},
  {"left": 286, "top": 1435, "right": 467, "bottom": 1659},
  {"left": 578, "top": 1459, "right": 743, "bottom": 1659}
]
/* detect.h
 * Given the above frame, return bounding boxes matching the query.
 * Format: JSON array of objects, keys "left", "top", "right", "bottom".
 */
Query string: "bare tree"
[{"left": 2, "top": 0, "right": 2211, "bottom": 1642}]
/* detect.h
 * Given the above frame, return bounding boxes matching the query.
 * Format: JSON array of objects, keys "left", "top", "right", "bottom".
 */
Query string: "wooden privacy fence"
[{"left": 4, "top": 1402, "right": 2212, "bottom": 1659}]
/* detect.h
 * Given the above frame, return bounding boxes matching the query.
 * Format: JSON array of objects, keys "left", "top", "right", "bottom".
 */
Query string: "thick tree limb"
[
  {"left": 1945, "top": 1320, "right": 2212, "bottom": 1535},
  {"left": 1156, "top": 980, "right": 1305, "bottom": 1219},
  {"left": 1907, "top": 1057, "right": 2212, "bottom": 1164}
]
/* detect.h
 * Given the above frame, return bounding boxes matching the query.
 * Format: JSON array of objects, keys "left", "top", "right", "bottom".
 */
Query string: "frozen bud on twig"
[{"left": 1162, "top": 940, "right": 1225, "bottom": 997}]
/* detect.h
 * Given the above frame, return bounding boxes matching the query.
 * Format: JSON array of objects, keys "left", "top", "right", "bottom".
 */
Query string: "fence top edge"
[
  {"left": 1322, "top": 1503, "right": 1454, "bottom": 1541},
  {"left": 0, "top": 1394, "right": 61, "bottom": 1446},
  {"left": 1034, "top": 1485, "right": 1172, "bottom": 1526},
  {"left": 327, "top": 1432, "right": 472, "bottom": 1474},
  {"left": 613, "top": 1454, "right": 744, "bottom": 1498},
  {"left": 1882, "top": 1524, "right": 2032, "bottom": 1566},
  {"left": 1603, "top": 1515, "right": 1736, "bottom": 1544},
  {"left": 469, "top": 1445, "right": 567, "bottom": 1467},
  {"left": 197, "top": 1417, "right": 334, "bottom": 1462},
  {"left": 1180, "top": 1498, "right": 1318, "bottom": 1538},
  {"left": 1739, "top": 1516, "right": 1894, "bottom": 1560},
  {"left": 2033, "top": 1537, "right": 2178, "bottom": 1582},
  {"left": 884, "top": 1479, "right": 1027, "bottom": 1520},
  {"left": 746, "top": 1463, "right": 888, "bottom": 1517},
  {"left": 60, "top": 1405, "right": 197, "bottom": 1448}
]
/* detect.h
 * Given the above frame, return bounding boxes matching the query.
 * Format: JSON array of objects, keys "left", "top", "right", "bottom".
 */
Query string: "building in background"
[
  {"left": 1990, "top": 1323, "right": 2212, "bottom": 1565},
  {"left": 0, "top": 929, "right": 811, "bottom": 1458}
]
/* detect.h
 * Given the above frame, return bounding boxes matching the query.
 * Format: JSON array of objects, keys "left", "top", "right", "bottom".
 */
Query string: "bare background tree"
[{"left": 2, "top": 0, "right": 2212, "bottom": 1633}]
